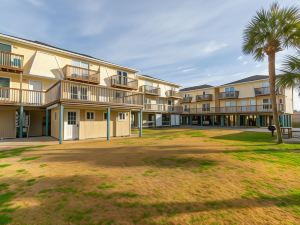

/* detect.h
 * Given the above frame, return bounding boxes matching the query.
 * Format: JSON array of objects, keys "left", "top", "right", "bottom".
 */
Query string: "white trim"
[{"left": 137, "top": 74, "right": 181, "bottom": 88}]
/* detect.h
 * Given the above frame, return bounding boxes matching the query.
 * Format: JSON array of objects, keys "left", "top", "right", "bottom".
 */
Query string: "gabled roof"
[
  {"left": 180, "top": 84, "right": 214, "bottom": 92},
  {"left": 138, "top": 74, "right": 181, "bottom": 87},
  {"left": 0, "top": 33, "right": 138, "bottom": 72},
  {"left": 222, "top": 75, "right": 269, "bottom": 86}
]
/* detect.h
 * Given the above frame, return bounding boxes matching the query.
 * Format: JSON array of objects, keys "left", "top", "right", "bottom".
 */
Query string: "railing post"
[
  {"left": 45, "top": 109, "right": 49, "bottom": 136},
  {"left": 59, "top": 104, "right": 64, "bottom": 144},
  {"left": 138, "top": 109, "right": 143, "bottom": 137},
  {"left": 19, "top": 106, "right": 23, "bottom": 138},
  {"left": 107, "top": 107, "right": 111, "bottom": 141}
]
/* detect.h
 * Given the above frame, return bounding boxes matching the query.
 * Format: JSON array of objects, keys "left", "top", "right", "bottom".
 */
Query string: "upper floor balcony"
[
  {"left": 111, "top": 75, "right": 138, "bottom": 90},
  {"left": 0, "top": 80, "right": 144, "bottom": 107},
  {"left": 165, "top": 90, "right": 180, "bottom": 98},
  {"left": 181, "top": 104, "right": 284, "bottom": 114},
  {"left": 182, "top": 96, "right": 193, "bottom": 103},
  {"left": 144, "top": 104, "right": 183, "bottom": 113},
  {"left": 0, "top": 87, "right": 44, "bottom": 106},
  {"left": 0, "top": 51, "right": 24, "bottom": 74},
  {"left": 254, "top": 87, "right": 283, "bottom": 96},
  {"left": 63, "top": 65, "right": 100, "bottom": 84},
  {"left": 45, "top": 80, "right": 143, "bottom": 107},
  {"left": 196, "top": 94, "right": 213, "bottom": 101},
  {"left": 140, "top": 85, "right": 161, "bottom": 96},
  {"left": 219, "top": 91, "right": 239, "bottom": 99}
]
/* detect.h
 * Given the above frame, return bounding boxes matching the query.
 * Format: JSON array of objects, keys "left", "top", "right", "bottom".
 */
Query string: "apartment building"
[
  {"left": 180, "top": 75, "right": 293, "bottom": 127},
  {"left": 135, "top": 74, "right": 181, "bottom": 128},
  {"left": 0, "top": 33, "right": 181, "bottom": 143}
]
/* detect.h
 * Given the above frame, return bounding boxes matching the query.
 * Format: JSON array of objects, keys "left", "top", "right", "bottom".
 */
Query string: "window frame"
[
  {"left": 86, "top": 111, "right": 95, "bottom": 121},
  {"left": 118, "top": 112, "right": 127, "bottom": 121}
]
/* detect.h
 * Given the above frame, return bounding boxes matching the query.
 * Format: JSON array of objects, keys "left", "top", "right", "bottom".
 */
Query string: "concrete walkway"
[{"left": 0, "top": 136, "right": 58, "bottom": 150}]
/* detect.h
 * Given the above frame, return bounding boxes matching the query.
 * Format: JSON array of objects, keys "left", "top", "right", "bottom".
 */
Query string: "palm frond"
[{"left": 277, "top": 53, "right": 300, "bottom": 89}]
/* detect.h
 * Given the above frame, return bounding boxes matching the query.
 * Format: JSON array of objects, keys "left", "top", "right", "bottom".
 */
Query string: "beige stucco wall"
[{"left": 0, "top": 109, "right": 16, "bottom": 138}]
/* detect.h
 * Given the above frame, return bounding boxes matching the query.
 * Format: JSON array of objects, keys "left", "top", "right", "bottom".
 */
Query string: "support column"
[
  {"left": 212, "top": 115, "right": 215, "bottom": 127},
  {"left": 256, "top": 115, "right": 260, "bottom": 127},
  {"left": 19, "top": 106, "right": 24, "bottom": 138},
  {"left": 236, "top": 115, "right": 240, "bottom": 127},
  {"left": 45, "top": 109, "right": 49, "bottom": 136},
  {"left": 200, "top": 115, "right": 203, "bottom": 126},
  {"left": 189, "top": 115, "right": 192, "bottom": 126},
  {"left": 59, "top": 104, "right": 64, "bottom": 144},
  {"left": 138, "top": 109, "right": 143, "bottom": 137},
  {"left": 107, "top": 108, "right": 111, "bottom": 141}
]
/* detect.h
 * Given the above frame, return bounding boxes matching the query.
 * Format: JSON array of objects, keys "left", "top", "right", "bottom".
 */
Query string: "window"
[
  {"left": 203, "top": 91, "right": 206, "bottom": 95},
  {"left": 117, "top": 71, "right": 128, "bottom": 85},
  {"left": 0, "top": 77, "right": 10, "bottom": 98},
  {"left": 263, "top": 99, "right": 271, "bottom": 110},
  {"left": 103, "top": 112, "right": 108, "bottom": 120},
  {"left": 225, "top": 87, "right": 235, "bottom": 92},
  {"left": 202, "top": 103, "right": 210, "bottom": 111},
  {"left": 67, "top": 112, "right": 77, "bottom": 125},
  {"left": 72, "top": 60, "right": 89, "bottom": 77},
  {"left": 118, "top": 112, "right": 126, "bottom": 121},
  {"left": 86, "top": 111, "right": 95, "bottom": 120},
  {"left": 0, "top": 43, "right": 11, "bottom": 52}
]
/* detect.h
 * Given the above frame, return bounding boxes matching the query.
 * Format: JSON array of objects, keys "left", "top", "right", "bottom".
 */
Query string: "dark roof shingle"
[
  {"left": 223, "top": 75, "right": 269, "bottom": 85},
  {"left": 180, "top": 84, "right": 213, "bottom": 91}
]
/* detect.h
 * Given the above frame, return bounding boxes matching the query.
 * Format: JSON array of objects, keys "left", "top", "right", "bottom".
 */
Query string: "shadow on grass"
[{"left": 2, "top": 174, "right": 300, "bottom": 224}]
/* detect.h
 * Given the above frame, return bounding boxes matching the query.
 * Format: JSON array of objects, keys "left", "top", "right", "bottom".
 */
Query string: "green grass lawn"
[{"left": 0, "top": 128, "right": 300, "bottom": 225}]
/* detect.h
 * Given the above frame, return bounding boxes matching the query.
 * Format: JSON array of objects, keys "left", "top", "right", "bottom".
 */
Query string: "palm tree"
[
  {"left": 243, "top": 2, "right": 300, "bottom": 143},
  {"left": 277, "top": 52, "right": 300, "bottom": 90}
]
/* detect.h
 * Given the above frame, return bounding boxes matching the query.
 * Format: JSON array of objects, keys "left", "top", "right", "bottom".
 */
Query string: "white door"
[
  {"left": 156, "top": 113, "right": 162, "bottom": 127},
  {"left": 64, "top": 110, "right": 80, "bottom": 140},
  {"left": 175, "top": 115, "right": 180, "bottom": 126},
  {"left": 29, "top": 80, "right": 42, "bottom": 104},
  {"left": 171, "top": 115, "right": 176, "bottom": 126}
]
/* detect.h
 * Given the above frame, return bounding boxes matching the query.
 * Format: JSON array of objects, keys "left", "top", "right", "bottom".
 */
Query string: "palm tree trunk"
[{"left": 268, "top": 52, "right": 283, "bottom": 144}]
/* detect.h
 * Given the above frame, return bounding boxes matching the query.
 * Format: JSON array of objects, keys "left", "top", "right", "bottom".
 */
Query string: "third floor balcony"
[
  {"left": 63, "top": 65, "right": 100, "bottom": 84},
  {"left": 196, "top": 94, "right": 213, "bottom": 101},
  {"left": 219, "top": 91, "right": 239, "bottom": 99},
  {"left": 182, "top": 96, "right": 193, "bottom": 103},
  {"left": 165, "top": 90, "right": 180, "bottom": 98},
  {"left": 140, "top": 85, "right": 161, "bottom": 96},
  {"left": 111, "top": 75, "right": 138, "bottom": 90},
  {"left": 254, "top": 87, "right": 283, "bottom": 96},
  {"left": 0, "top": 51, "right": 24, "bottom": 74}
]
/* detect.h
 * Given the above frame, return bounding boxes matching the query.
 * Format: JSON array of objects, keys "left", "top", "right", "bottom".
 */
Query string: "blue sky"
[{"left": 1, "top": 0, "right": 299, "bottom": 109}]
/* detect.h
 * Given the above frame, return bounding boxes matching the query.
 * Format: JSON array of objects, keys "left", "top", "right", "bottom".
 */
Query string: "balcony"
[
  {"left": 45, "top": 80, "right": 143, "bottom": 107},
  {"left": 254, "top": 87, "right": 283, "bottom": 96},
  {"left": 182, "top": 96, "right": 193, "bottom": 103},
  {"left": 0, "top": 51, "right": 23, "bottom": 73},
  {"left": 143, "top": 104, "right": 183, "bottom": 113},
  {"left": 111, "top": 75, "right": 138, "bottom": 90},
  {"left": 63, "top": 65, "right": 100, "bottom": 84},
  {"left": 219, "top": 91, "right": 239, "bottom": 99},
  {"left": 181, "top": 104, "right": 284, "bottom": 114},
  {"left": 140, "top": 85, "right": 161, "bottom": 96},
  {"left": 165, "top": 90, "right": 179, "bottom": 98},
  {"left": 0, "top": 87, "right": 44, "bottom": 106},
  {"left": 196, "top": 94, "right": 213, "bottom": 101}
]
